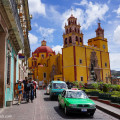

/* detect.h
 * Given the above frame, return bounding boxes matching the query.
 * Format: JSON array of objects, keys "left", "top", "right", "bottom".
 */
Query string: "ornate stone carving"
[
  {"left": 88, "top": 51, "right": 101, "bottom": 82},
  {"left": 50, "top": 65, "right": 57, "bottom": 81}
]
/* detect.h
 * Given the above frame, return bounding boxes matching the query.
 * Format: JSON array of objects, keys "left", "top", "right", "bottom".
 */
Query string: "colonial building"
[
  {"left": 0, "top": 0, "right": 31, "bottom": 108},
  {"left": 28, "top": 40, "right": 62, "bottom": 84},
  {"left": 28, "top": 14, "right": 110, "bottom": 85}
]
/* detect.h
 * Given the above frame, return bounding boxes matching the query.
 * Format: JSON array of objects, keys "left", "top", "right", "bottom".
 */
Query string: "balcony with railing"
[{"left": 2, "top": 0, "right": 24, "bottom": 50}]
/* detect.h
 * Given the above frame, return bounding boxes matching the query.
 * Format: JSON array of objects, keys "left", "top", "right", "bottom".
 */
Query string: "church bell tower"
[{"left": 63, "top": 14, "right": 84, "bottom": 48}]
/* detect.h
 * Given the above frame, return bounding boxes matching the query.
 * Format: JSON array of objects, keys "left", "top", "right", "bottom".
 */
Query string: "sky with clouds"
[{"left": 28, "top": 0, "right": 120, "bottom": 71}]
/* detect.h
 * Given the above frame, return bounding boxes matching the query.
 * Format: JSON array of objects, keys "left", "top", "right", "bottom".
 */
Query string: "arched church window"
[
  {"left": 69, "top": 21, "right": 70, "bottom": 25},
  {"left": 65, "top": 38, "right": 67, "bottom": 44},
  {"left": 75, "top": 20, "right": 76, "bottom": 25},
  {"left": 34, "top": 61, "right": 37, "bottom": 66},
  {"left": 80, "top": 37, "right": 82, "bottom": 42},
  {"left": 75, "top": 28, "right": 76, "bottom": 32},
  {"left": 66, "top": 29, "right": 68, "bottom": 34},
  {"left": 76, "top": 36, "right": 78, "bottom": 41},
  {"left": 69, "top": 36, "right": 72, "bottom": 43},
  {"left": 41, "top": 54, "right": 44, "bottom": 58}
]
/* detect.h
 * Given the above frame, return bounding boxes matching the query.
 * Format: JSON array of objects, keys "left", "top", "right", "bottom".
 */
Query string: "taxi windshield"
[
  {"left": 53, "top": 83, "right": 67, "bottom": 89},
  {"left": 66, "top": 91, "right": 88, "bottom": 99}
]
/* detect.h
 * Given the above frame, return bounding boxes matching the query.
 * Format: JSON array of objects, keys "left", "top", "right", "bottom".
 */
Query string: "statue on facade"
[{"left": 90, "top": 63, "right": 97, "bottom": 82}]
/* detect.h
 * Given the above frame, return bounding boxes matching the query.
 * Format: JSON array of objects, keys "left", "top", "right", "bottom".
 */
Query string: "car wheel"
[
  {"left": 89, "top": 112, "right": 94, "bottom": 117},
  {"left": 64, "top": 106, "right": 69, "bottom": 115}
]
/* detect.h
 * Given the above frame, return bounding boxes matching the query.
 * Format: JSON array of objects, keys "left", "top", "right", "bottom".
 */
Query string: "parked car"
[
  {"left": 49, "top": 81, "right": 67, "bottom": 100},
  {"left": 46, "top": 84, "right": 50, "bottom": 95},
  {"left": 58, "top": 89, "right": 96, "bottom": 116}
]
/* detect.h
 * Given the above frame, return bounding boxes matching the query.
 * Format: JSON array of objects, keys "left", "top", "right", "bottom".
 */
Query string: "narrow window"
[
  {"left": 75, "top": 28, "right": 76, "bottom": 32},
  {"left": 79, "top": 59, "right": 82, "bottom": 64},
  {"left": 44, "top": 73, "right": 46, "bottom": 78},
  {"left": 75, "top": 20, "right": 76, "bottom": 25},
  {"left": 70, "top": 28, "right": 71, "bottom": 32},
  {"left": 69, "top": 21, "right": 70, "bottom": 25},
  {"left": 76, "top": 36, "right": 78, "bottom": 41},
  {"left": 81, "top": 77, "right": 83, "bottom": 81},
  {"left": 65, "top": 38, "right": 67, "bottom": 44},
  {"left": 69, "top": 36, "right": 72, "bottom": 43},
  {"left": 66, "top": 29, "right": 68, "bottom": 34},
  {"left": 80, "top": 37, "right": 82, "bottom": 42},
  {"left": 105, "top": 63, "right": 107, "bottom": 67}
]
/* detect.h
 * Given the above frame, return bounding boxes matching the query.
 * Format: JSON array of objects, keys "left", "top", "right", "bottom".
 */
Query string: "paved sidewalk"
[
  {"left": 0, "top": 95, "right": 39, "bottom": 120},
  {"left": 94, "top": 100, "right": 120, "bottom": 119}
]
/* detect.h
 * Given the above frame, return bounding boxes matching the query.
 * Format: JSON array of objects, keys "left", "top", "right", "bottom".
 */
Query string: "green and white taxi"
[{"left": 58, "top": 89, "right": 96, "bottom": 116}]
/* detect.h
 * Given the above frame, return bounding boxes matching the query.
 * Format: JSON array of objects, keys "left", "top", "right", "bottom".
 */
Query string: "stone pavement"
[
  {"left": 0, "top": 90, "right": 119, "bottom": 120},
  {"left": 94, "top": 100, "right": 120, "bottom": 119}
]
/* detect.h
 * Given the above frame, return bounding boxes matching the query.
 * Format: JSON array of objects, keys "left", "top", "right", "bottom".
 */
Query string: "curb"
[{"left": 96, "top": 105, "right": 120, "bottom": 119}]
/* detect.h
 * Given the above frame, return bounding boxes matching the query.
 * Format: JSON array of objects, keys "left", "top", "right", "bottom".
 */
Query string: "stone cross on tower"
[{"left": 98, "top": 18, "right": 101, "bottom": 23}]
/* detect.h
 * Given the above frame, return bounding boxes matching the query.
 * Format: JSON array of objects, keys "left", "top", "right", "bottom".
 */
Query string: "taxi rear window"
[
  {"left": 66, "top": 91, "right": 88, "bottom": 99},
  {"left": 53, "top": 83, "right": 67, "bottom": 89}
]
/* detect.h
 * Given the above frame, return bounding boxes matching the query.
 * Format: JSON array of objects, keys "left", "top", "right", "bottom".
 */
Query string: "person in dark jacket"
[
  {"left": 28, "top": 78, "right": 34, "bottom": 102},
  {"left": 26, "top": 80, "right": 30, "bottom": 102},
  {"left": 23, "top": 78, "right": 28, "bottom": 100}
]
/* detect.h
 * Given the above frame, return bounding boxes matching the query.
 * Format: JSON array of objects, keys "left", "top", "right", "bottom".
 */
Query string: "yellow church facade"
[{"left": 28, "top": 14, "right": 111, "bottom": 84}]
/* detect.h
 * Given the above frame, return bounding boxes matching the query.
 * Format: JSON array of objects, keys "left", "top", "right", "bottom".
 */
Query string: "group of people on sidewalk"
[{"left": 14, "top": 77, "right": 37, "bottom": 105}]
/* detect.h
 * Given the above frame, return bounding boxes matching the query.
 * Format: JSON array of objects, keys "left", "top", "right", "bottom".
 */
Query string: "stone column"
[{"left": 0, "top": 32, "right": 6, "bottom": 108}]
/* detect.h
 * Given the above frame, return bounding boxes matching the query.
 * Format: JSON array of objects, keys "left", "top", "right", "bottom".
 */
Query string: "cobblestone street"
[{"left": 0, "top": 90, "right": 118, "bottom": 120}]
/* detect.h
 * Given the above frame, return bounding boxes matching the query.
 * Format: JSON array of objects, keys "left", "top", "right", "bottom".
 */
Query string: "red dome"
[{"left": 34, "top": 46, "right": 53, "bottom": 53}]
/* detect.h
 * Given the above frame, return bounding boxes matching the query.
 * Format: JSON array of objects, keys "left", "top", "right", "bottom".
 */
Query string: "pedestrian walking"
[
  {"left": 26, "top": 80, "right": 30, "bottom": 102},
  {"left": 33, "top": 81, "right": 37, "bottom": 98},
  {"left": 18, "top": 80, "right": 24, "bottom": 105},
  {"left": 29, "top": 78, "right": 34, "bottom": 102},
  {"left": 23, "top": 77, "right": 28, "bottom": 100}
]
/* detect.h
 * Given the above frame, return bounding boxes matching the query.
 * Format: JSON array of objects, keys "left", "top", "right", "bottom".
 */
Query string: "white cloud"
[
  {"left": 47, "top": 0, "right": 109, "bottom": 30},
  {"left": 110, "top": 53, "right": 120, "bottom": 70},
  {"left": 108, "top": 21, "right": 112, "bottom": 24},
  {"left": 113, "top": 25, "right": 120, "bottom": 44},
  {"left": 29, "top": 33, "right": 38, "bottom": 44},
  {"left": 84, "top": 1, "right": 109, "bottom": 29},
  {"left": 34, "top": 23, "right": 38, "bottom": 27},
  {"left": 107, "top": 0, "right": 111, "bottom": 4},
  {"left": 52, "top": 45, "right": 63, "bottom": 54},
  {"left": 39, "top": 27, "right": 55, "bottom": 42},
  {"left": 73, "top": 0, "right": 109, "bottom": 29},
  {"left": 113, "top": 5, "right": 120, "bottom": 17},
  {"left": 74, "top": 0, "right": 88, "bottom": 6},
  {"left": 28, "top": 0, "right": 46, "bottom": 16}
]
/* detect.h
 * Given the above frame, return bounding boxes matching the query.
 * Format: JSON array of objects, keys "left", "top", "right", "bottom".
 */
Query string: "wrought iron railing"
[{"left": 8, "top": 0, "right": 24, "bottom": 47}]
